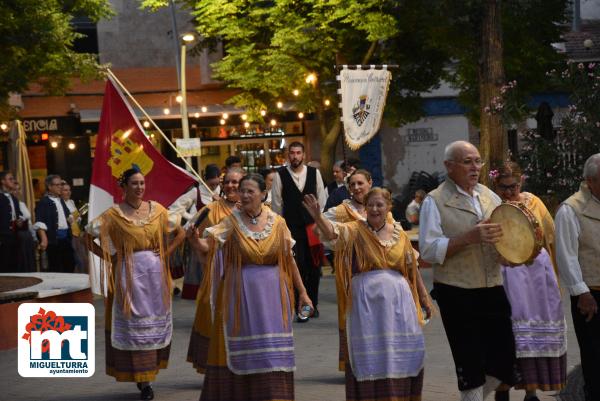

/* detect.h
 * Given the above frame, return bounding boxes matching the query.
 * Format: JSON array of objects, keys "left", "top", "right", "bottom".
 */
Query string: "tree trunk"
[
  {"left": 479, "top": 0, "right": 506, "bottom": 182},
  {"left": 319, "top": 119, "right": 342, "bottom": 182}
]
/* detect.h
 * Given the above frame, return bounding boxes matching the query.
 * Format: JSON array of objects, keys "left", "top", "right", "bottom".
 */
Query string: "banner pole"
[{"left": 105, "top": 69, "right": 214, "bottom": 195}]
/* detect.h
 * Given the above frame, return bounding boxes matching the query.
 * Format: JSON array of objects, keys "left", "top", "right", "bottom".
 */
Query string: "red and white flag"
[
  {"left": 89, "top": 78, "right": 196, "bottom": 293},
  {"left": 89, "top": 78, "right": 196, "bottom": 221}
]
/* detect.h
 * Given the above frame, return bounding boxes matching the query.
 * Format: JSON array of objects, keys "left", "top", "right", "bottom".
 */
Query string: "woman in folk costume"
[
  {"left": 323, "top": 169, "right": 393, "bottom": 371},
  {"left": 187, "top": 173, "right": 312, "bottom": 401},
  {"left": 304, "top": 188, "right": 432, "bottom": 401},
  {"left": 490, "top": 162, "right": 566, "bottom": 401},
  {"left": 86, "top": 168, "right": 185, "bottom": 401},
  {"left": 187, "top": 167, "right": 244, "bottom": 373}
]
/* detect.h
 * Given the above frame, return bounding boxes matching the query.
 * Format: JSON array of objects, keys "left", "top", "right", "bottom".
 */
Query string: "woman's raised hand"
[{"left": 302, "top": 194, "right": 320, "bottom": 218}]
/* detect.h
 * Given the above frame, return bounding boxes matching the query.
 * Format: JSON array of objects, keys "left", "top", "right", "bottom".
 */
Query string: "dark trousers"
[
  {"left": 0, "top": 233, "right": 18, "bottom": 272},
  {"left": 290, "top": 225, "right": 320, "bottom": 309},
  {"left": 571, "top": 290, "right": 600, "bottom": 401},
  {"left": 433, "top": 283, "right": 516, "bottom": 391},
  {"left": 46, "top": 238, "right": 75, "bottom": 273}
]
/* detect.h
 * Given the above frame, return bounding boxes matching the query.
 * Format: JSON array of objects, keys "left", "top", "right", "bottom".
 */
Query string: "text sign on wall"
[{"left": 406, "top": 128, "right": 438, "bottom": 143}]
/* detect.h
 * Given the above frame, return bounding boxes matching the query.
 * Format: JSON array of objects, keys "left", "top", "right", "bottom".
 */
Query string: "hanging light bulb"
[
  {"left": 201, "top": 106, "right": 208, "bottom": 113},
  {"left": 293, "top": 89, "right": 299, "bottom": 96},
  {"left": 222, "top": 113, "right": 229, "bottom": 120},
  {"left": 241, "top": 114, "right": 248, "bottom": 121},
  {"left": 244, "top": 122, "right": 250, "bottom": 128},
  {"left": 68, "top": 142, "right": 76, "bottom": 150},
  {"left": 276, "top": 101, "right": 283, "bottom": 109},
  {"left": 220, "top": 119, "right": 226, "bottom": 125},
  {"left": 143, "top": 121, "right": 150, "bottom": 128},
  {"left": 175, "top": 94, "right": 183, "bottom": 103},
  {"left": 260, "top": 110, "right": 267, "bottom": 116},
  {"left": 298, "top": 112, "right": 304, "bottom": 119},
  {"left": 324, "top": 99, "right": 331, "bottom": 106},
  {"left": 270, "top": 119, "right": 277, "bottom": 126},
  {"left": 50, "top": 141, "right": 58, "bottom": 148},
  {"left": 194, "top": 112, "right": 200, "bottom": 118},
  {"left": 0, "top": 123, "right": 7, "bottom": 131},
  {"left": 163, "top": 108, "right": 170, "bottom": 115},
  {"left": 305, "top": 73, "right": 317, "bottom": 84}
]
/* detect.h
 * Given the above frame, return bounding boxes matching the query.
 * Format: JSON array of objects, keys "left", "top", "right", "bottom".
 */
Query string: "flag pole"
[{"left": 105, "top": 68, "right": 214, "bottom": 195}]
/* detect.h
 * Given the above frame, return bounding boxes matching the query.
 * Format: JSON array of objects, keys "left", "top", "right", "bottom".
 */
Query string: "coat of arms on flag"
[{"left": 338, "top": 66, "right": 391, "bottom": 150}]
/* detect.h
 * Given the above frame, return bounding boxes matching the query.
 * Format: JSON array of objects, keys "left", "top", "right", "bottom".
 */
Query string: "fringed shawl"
[
  {"left": 332, "top": 220, "right": 424, "bottom": 325},
  {"left": 199, "top": 207, "right": 297, "bottom": 335},
  {"left": 522, "top": 192, "right": 559, "bottom": 280},
  {"left": 88, "top": 202, "right": 172, "bottom": 317}
]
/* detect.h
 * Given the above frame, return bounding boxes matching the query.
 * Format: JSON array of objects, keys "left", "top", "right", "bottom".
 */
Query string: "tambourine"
[{"left": 489, "top": 201, "right": 543, "bottom": 266}]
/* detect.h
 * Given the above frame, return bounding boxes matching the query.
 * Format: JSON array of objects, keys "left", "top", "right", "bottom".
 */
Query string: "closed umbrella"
[{"left": 7, "top": 120, "right": 35, "bottom": 220}]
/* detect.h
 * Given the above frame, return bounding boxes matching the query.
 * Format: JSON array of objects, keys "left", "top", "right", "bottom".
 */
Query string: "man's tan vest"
[
  {"left": 563, "top": 183, "right": 600, "bottom": 287},
  {"left": 429, "top": 179, "right": 502, "bottom": 288}
]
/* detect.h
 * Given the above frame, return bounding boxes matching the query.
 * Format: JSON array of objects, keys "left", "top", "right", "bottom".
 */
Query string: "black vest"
[
  {"left": 0, "top": 192, "right": 22, "bottom": 235},
  {"left": 278, "top": 166, "right": 317, "bottom": 227}
]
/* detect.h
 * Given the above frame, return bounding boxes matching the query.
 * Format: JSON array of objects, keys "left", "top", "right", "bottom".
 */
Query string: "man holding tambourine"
[{"left": 419, "top": 141, "right": 516, "bottom": 401}]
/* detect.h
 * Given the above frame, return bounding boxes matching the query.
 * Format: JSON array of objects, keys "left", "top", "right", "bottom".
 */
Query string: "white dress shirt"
[
  {"left": 555, "top": 204, "right": 590, "bottom": 296},
  {"left": 270, "top": 164, "right": 327, "bottom": 215},
  {"left": 19, "top": 201, "right": 36, "bottom": 239},
  {"left": 419, "top": 184, "right": 497, "bottom": 265},
  {"left": 51, "top": 195, "right": 69, "bottom": 230}
]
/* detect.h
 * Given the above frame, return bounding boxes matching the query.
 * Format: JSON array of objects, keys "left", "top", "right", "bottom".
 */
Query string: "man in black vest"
[
  {"left": 271, "top": 142, "right": 327, "bottom": 319},
  {"left": 0, "top": 171, "right": 23, "bottom": 272},
  {"left": 35, "top": 174, "right": 75, "bottom": 273}
]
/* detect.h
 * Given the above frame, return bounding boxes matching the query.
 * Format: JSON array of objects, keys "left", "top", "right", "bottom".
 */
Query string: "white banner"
[{"left": 339, "top": 67, "right": 391, "bottom": 150}]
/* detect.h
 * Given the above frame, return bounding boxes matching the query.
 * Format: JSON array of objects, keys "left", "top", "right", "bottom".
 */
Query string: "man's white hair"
[
  {"left": 444, "top": 140, "right": 476, "bottom": 162},
  {"left": 583, "top": 153, "right": 600, "bottom": 180}
]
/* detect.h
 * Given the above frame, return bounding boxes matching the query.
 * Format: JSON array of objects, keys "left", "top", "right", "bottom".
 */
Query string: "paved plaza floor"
[{"left": 1, "top": 268, "right": 580, "bottom": 401}]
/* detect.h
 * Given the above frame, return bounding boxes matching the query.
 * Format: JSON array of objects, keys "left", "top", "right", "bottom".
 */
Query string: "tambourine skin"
[{"left": 489, "top": 201, "right": 544, "bottom": 267}]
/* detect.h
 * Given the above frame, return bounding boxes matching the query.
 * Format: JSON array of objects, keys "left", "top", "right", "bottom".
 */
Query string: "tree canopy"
[
  {"left": 141, "top": 0, "right": 449, "bottom": 176},
  {"left": 0, "top": 0, "right": 113, "bottom": 117},
  {"left": 142, "top": 0, "right": 570, "bottom": 177}
]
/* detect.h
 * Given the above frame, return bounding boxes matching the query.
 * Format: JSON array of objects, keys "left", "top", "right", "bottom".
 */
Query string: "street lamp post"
[{"left": 180, "top": 33, "right": 195, "bottom": 171}]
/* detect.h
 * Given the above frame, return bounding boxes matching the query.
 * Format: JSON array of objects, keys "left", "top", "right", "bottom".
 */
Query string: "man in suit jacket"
[
  {"left": 0, "top": 171, "right": 23, "bottom": 272},
  {"left": 35, "top": 174, "right": 74, "bottom": 273}
]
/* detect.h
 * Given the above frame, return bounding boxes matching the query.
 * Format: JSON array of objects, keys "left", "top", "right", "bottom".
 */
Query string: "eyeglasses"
[
  {"left": 497, "top": 183, "right": 520, "bottom": 191},
  {"left": 451, "top": 158, "right": 485, "bottom": 167}
]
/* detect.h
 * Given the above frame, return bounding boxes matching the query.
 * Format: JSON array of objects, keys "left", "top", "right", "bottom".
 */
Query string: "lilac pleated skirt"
[{"left": 111, "top": 250, "right": 172, "bottom": 351}]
